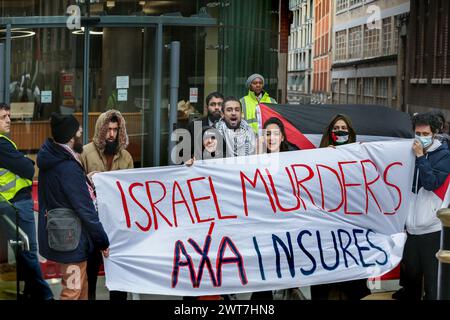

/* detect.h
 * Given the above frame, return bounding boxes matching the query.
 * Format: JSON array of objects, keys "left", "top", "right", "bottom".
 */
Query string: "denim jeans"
[{"left": 8, "top": 198, "right": 53, "bottom": 300}]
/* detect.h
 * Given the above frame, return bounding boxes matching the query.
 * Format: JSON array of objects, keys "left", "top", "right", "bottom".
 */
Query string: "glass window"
[
  {"left": 348, "top": 78, "right": 356, "bottom": 103},
  {"left": 8, "top": 28, "right": 84, "bottom": 164},
  {"left": 0, "top": 1, "right": 212, "bottom": 17},
  {"left": 336, "top": 0, "right": 348, "bottom": 13},
  {"left": 349, "top": 26, "right": 362, "bottom": 59},
  {"left": 335, "top": 30, "right": 347, "bottom": 61},
  {"left": 363, "top": 78, "right": 374, "bottom": 104},
  {"left": 382, "top": 17, "right": 393, "bottom": 55},
  {"left": 349, "top": 0, "right": 363, "bottom": 7},
  {"left": 364, "top": 25, "right": 380, "bottom": 58},
  {"left": 376, "top": 77, "right": 388, "bottom": 105}
]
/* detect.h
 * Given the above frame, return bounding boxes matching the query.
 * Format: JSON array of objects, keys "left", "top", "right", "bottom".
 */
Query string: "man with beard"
[
  {"left": 37, "top": 113, "right": 109, "bottom": 300},
  {"left": 0, "top": 103, "right": 53, "bottom": 300},
  {"left": 189, "top": 92, "right": 224, "bottom": 158},
  {"left": 215, "top": 96, "right": 256, "bottom": 157},
  {"left": 79, "top": 109, "right": 133, "bottom": 300}
]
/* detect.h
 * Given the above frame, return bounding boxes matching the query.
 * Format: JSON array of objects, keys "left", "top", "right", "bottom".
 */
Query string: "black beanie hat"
[{"left": 50, "top": 113, "right": 80, "bottom": 144}]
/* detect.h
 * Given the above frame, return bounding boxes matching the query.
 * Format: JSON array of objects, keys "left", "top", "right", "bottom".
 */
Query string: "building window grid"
[
  {"left": 348, "top": 78, "right": 357, "bottom": 103},
  {"left": 391, "top": 77, "right": 397, "bottom": 101},
  {"left": 349, "top": 0, "right": 363, "bottom": 8},
  {"left": 336, "top": 0, "right": 348, "bottom": 13},
  {"left": 364, "top": 25, "right": 380, "bottom": 58},
  {"left": 376, "top": 77, "right": 388, "bottom": 106},
  {"left": 434, "top": 1, "right": 445, "bottom": 79},
  {"left": 339, "top": 79, "right": 347, "bottom": 94},
  {"left": 349, "top": 26, "right": 362, "bottom": 59},
  {"left": 382, "top": 18, "right": 393, "bottom": 55},
  {"left": 335, "top": 30, "right": 347, "bottom": 61},
  {"left": 363, "top": 78, "right": 374, "bottom": 104}
]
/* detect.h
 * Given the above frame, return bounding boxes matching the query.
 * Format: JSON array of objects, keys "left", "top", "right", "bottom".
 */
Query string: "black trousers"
[
  {"left": 87, "top": 250, "right": 128, "bottom": 301},
  {"left": 401, "top": 231, "right": 440, "bottom": 300}
]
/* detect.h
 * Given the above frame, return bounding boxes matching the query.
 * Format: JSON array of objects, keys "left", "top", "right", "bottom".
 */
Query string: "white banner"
[{"left": 93, "top": 140, "right": 415, "bottom": 296}]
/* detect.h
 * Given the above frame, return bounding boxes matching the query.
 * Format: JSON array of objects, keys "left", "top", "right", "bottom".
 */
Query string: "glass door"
[{"left": 85, "top": 26, "right": 156, "bottom": 168}]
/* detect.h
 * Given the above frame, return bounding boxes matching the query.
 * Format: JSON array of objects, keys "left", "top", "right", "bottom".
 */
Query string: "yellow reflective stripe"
[
  {"left": 240, "top": 98, "right": 247, "bottom": 119},
  {"left": 0, "top": 179, "right": 16, "bottom": 192},
  {"left": 246, "top": 118, "right": 258, "bottom": 124},
  {"left": 0, "top": 169, "right": 8, "bottom": 176},
  {"left": 0, "top": 134, "right": 17, "bottom": 150}
]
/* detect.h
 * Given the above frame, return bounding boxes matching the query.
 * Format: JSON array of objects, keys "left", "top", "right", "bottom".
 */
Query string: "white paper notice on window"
[
  {"left": 189, "top": 87, "right": 198, "bottom": 103},
  {"left": 117, "top": 89, "right": 128, "bottom": 101},
  {"left": 41, "top": 91, "right": 52, "bottom": 103},
  {"left": 116, "top": 76, "right": 129, "bottom": 89}
]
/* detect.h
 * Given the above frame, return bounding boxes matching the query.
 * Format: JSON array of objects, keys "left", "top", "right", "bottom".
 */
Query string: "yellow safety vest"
[
  {"left": 0, "top": 134, "right": 32, "bottom": 201},
  {"left": 240, "top": 90, "right": 277, "bottom": 134}
]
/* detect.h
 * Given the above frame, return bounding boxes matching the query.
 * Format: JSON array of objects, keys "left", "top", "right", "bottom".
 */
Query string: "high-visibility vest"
[
  {"left": 240, "top": 90, "right": 277, "bottom": 134},
  {"left": 0, "top": 134, "right": 32, "bottom": 201}
]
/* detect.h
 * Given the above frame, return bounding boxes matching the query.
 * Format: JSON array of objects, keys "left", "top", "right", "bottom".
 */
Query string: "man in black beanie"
[
  {"left": 36, "top": 113, "right": 110, "bottom": 300},
  {"left": 50, "top": 113, "right": 84, "bottom": 153}
]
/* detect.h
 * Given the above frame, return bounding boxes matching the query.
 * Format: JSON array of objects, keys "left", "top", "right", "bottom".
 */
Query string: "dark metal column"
[
  {"left": 152, "top": 23, "right": 163, "bottom": 166},
  {"left": 82, "top": 25, "right": 90, "bottom": 144},
  {"left": 168, "top": 41, "right": 180, "bottom": 165},
  {"left": 5, "top": 24, "right": 11, "bottom": 105},
  {"left": 437, "top": 208, "right": 450, "bottom": 300},
  {"left": 0, "top": 43, "right": 4, "bottom": 103}
]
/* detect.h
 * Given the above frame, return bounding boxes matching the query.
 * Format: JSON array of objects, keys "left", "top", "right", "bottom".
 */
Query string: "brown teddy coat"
[{"left": 80, "top": 109, "right": 133, "bottom": 173}]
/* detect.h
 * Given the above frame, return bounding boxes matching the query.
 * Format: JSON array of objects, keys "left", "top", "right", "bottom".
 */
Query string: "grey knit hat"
[{"left": 246, "top": 74, "right": 264, "bottom": 88}]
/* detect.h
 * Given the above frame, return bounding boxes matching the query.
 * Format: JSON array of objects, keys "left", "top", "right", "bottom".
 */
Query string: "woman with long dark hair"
[
  {"left": 311, "top": 114, "right": 370, "bottom": 300},
  {"left": 319, "top": 114, "right": 356, "bottom": 148},
  {"left": 259, "top": 117, "right": 298, "bottom": 154},
  {"left": 251, "top": 117, "right": 304, "bottom": 300}
]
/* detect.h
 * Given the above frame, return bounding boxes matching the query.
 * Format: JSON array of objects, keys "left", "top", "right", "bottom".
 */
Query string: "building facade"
[
  {"left": 287, "top": 0, "right": 314, "bottom": 104},
  {"left": 312, "top": 0, "right": 333, "bottom": 104},
  {"left": 331, "top": 0, "right": 409, "bottom": 108},
  {"left": 405, "top": 0, "right": 450, "bottom": 120}
]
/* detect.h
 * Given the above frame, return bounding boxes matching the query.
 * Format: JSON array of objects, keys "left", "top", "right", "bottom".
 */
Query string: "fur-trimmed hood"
[{"left": 93, "top": 109, "right": 129, "bottom": 151}]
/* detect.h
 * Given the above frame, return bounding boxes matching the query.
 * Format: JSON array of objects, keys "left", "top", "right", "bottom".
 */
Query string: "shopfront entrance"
[
  {"left": 0, "top": 11, "right": 217, "bottom": 300},
  {"left": 1, "top": 14, "right": 217, "bottom": 168}
]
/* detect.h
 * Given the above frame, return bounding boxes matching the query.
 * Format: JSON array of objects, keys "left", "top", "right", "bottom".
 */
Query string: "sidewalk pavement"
[{"left": 47, "top": 277, "right": 401, "bottom": 300}]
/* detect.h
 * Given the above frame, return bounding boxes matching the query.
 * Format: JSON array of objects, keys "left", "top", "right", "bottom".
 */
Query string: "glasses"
[{"left": 208, "top": 102, "right": 223, "bottom": 107}]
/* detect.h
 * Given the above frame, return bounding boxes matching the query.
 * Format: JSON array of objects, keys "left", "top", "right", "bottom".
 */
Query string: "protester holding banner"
[
  {"left": 401, "top": 113, "right": 450, "bottom": 300},
  {"left": 79, "top": 110, "right": 133, "bottom": 301},
  {"left": 259, "top": 117, "right": 299, "bottom": 154},
  {"left": 311, "top": 114, "right": 371, "bottom": 300},
  {"left": 37, "top": 113, "right": 110, "bottom": 300},
  {"left": 215, "top": 96, "right": 256, "bottom": 157},
  {"left": 318, "top": 114, "right": 357, "bottom": 148},
  {"left": 251, "top": 116, "right": 304, "bottom": 300}
]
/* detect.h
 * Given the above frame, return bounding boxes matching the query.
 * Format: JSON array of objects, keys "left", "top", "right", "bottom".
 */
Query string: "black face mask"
[
  {"left": 104, "top": 139, "right": 119, "bottom": 155},
  {"left": 332, "top": 130, "right": 349, "bottom": 145}
]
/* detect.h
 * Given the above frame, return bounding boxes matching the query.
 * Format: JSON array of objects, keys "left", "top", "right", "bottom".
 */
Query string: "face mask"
[
  {"left": 332, "top": 130, "right": 349, "bottom": 145},
  {"left": 415, "top": 135, "right": 433, "bottom": 149}
]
